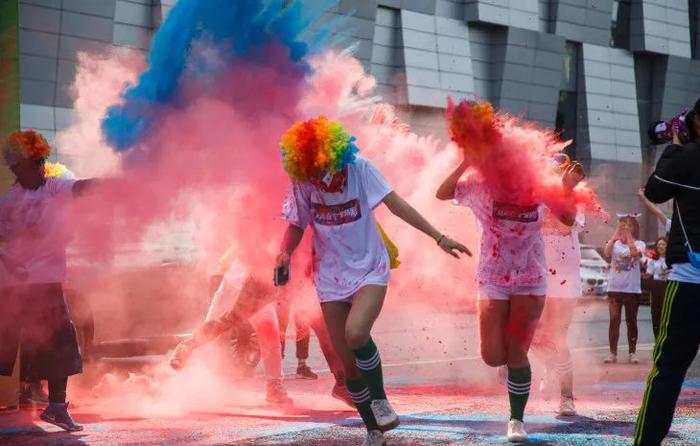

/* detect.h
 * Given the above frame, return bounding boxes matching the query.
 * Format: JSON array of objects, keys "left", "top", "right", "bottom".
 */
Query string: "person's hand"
[
  {"left": 637, "top": 187, "right": 645, "bottom": 198},
  {"left": 672, "top": 127, "right": 681, "bottom": 145},
  {"left": 612, "top": 224, "right": 625, "bottom": 243},
  {"left": 276, "top": 252, "right": 290, "bottom": 269},
  {"left": 274, "top": 252, "right": 291, "bottom": 286},
  {"left": 562, "top": 162, "right": 585, "bottom": 191},
  {"left": 438, "top": 236, "right": 472, "bottom": 258}
]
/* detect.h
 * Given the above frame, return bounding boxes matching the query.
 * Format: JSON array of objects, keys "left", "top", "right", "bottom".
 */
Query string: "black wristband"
[{"left": 436, "top": 235, "right": 445, "bottom": 246}]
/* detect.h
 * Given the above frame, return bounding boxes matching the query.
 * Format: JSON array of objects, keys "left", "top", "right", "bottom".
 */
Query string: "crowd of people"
[{"left": 0, "top": 95, "right": 698, "bottom": 446}]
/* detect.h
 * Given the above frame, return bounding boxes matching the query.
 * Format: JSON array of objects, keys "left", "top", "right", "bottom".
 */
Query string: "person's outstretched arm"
[{"left": 382, "top": 191, "right": 471, "bottom": 258}]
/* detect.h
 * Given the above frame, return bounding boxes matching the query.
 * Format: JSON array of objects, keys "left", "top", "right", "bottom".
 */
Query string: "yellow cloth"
[{"left": 377, "top": 223, "right": 400, "bottom": 269}]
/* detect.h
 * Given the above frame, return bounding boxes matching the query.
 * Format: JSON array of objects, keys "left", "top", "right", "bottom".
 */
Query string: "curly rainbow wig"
[
  {"left": 280, "top": 116, "right": 359, "bottom": 182},
  {"left": 2, "top": 130, "right": 52, "bottom": 166}
]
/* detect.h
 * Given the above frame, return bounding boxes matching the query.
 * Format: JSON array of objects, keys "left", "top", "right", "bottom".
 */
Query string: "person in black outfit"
[{"left": 633, "top": 98, "right": 700, "bottom": 446}]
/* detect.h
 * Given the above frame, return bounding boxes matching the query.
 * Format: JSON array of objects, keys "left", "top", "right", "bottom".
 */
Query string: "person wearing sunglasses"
[{"left": 633, "top": 99, "right": 700, "bottom": 446}]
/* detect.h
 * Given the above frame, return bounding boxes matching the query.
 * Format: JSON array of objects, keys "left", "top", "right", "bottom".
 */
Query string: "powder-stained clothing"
[
  {"left": 454, "top": 171, "right": 546, "bottom": 288},
  {"left": 0, "top": 177, "right": 75, "bottom": 286},
  {"left": 282, "top": 157, "right": 392, "bottom": 302},
  {"left": 205, "top": 259, "right": 283, "bottom": 381},
  {"left": 0, "top": 283, "right": 83, "bottom": 380},
  {"left": 608, "top": 240, "right": 647, "bottom": 294},
  {"left": 544, "top": 211, "right": 584, "bottom": 298}
]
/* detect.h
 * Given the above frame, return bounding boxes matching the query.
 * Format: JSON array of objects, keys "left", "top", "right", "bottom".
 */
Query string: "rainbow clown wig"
[
  {"left": 280, "top": 116, "right": 359, "bottom": 182},
  {"left": 2, "top": 130, "right": 52, "bottom": 167}
]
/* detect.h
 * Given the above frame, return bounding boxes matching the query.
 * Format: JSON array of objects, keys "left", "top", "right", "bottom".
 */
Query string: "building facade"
[{"left": 1, "top": 0, "right": 699, "bottom": 241}]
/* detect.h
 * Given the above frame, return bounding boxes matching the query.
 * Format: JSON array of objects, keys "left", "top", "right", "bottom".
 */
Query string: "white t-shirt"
[
  {"left": 0, "top": 177, "right": 76, "bottom": 286},
  {"left": 454, "top": 171, "right": 546, "bottom": 287},
  {"left": 544, "top": 211, "right": 584, "bottom": 298},
  {"left": 282, "top": 157, "right": 392, "bottom": 302},
  {"left": 607, "top": 240, "right": 647, "bottom": 293},
  {"left": 646, "top": 257, "right": 669, "bottom": 281}
]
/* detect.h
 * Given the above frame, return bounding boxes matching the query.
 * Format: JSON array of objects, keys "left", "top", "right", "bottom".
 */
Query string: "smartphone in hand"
[{"left": 274, "top": 265, "right": 290, "bottom": 286}]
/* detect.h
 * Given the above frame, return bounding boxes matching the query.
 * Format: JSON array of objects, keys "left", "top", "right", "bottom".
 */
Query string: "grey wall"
[
  {"left": 16, "top": 0, "right": 700, "bottom": 243},
  {"left": 18, "top": 0, "right": 161, "bottom": 161}
]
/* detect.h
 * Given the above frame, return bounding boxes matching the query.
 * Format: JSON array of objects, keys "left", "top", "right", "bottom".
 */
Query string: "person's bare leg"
[
  {"left": 478, "top": 299, "right": 510, "bottom": 367},
  {"left": 322, "top": 301, "right": 379, "bottom": 431},
  {"left": 505, "top": 295, "right": 545, "bottom": 423}
]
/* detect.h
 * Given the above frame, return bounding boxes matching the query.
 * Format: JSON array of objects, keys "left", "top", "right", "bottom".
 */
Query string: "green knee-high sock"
[
  {"left": 353, "top": 337, "right": 387, "bottom": 400},
  {"left": 508, "top": 366, "right": 532, "bottom": 421},
  {"left": 346, "top": 378, "right": 379, "bottom": 431}
]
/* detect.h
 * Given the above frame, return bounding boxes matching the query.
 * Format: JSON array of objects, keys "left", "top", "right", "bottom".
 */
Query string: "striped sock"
[
  {"left": 346, "top": 378, "right": 379, "bottom": 430},
  {"left": 353, "top": 337, "right": 387, "bottom": 400},
  {"left": 556, "top": 356, "right": 574, "bottom": 398},
  {"left": 508, "top": 366, "right": 532, "bottom": 421}
]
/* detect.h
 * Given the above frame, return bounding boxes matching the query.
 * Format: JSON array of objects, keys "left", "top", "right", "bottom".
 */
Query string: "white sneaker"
[
  {"left": 558, "top": 396, "right": 577, "bottom": 416},
  {"left": 629, "top": 353, "right": 640, "bottom": 364},
  {"left": 497, "top": 365, "right": 507, "bottom": 385},
  {"left": 370, "top": 399, "right": 400, "bottom": 432},
  {"left": 507, "top": 419, "right": 528, "bottom": 443},
  {"left": 603, "top": 353, "right": 617, "bottom": 364},
  {"left": 362, "top": 429, "right": 386, "bottom": 446}
]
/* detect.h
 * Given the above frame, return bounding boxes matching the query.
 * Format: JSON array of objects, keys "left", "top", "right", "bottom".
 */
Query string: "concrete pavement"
[{"left": 1, "top": 300, "right": 698, "bottom": 445}]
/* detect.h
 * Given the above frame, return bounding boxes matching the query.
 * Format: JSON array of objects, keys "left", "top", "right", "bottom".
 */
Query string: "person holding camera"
[
  {"left": 275, "top": 116, "right": 470, "bottom": 446},
  {"left": 634, "top": 99, "right": 700, "bottom": 446}
]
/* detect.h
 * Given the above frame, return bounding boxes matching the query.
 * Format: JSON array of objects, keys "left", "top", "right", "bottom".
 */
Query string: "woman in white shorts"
[
  {"left": 437, "top": 154, "right": 584, "bottom": 443},
  {"left": 276, "top": 116, "right": 470, "bottom": 446},
  {"left": 536, "top": 208, "right": 584, "bottom": 416}
]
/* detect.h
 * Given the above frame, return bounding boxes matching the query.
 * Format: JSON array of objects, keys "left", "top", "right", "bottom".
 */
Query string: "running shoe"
[
  {"left": 497, "top": 365, "right": 507, "bottom": 385},
  {"left": 558, "top": 396, "right": 577, "bottom": 416},
  {"left": 169, "top": 340, "right": 196, "bottom": 371},
  {"left": 266, "top": 379, "right": 293, "bottom": 405},
  {"left": 603, "top": 353, "right": 617, "bottom": 364},
  {"left": 507, "top": 419, "right": 528, "bottom": 443},
  {"left": 296, "top": 364, "right": 318, "bottom": 380},
  {"left": 370, "top": 399, "right": 400, "bottom": 432},
  {"left": 362, "top": 429, "right": 386, "bottom": 446},
  {"left": 40, "top": 402, "right": 83, "bottom": 432},
  {"left": 331, "top": 382, "right": 354, "bottom": 408},
  {"left": 628, "top": 353, "right": 640, "bottom": 364}
]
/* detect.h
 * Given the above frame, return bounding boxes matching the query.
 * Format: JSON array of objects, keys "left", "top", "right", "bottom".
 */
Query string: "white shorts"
[
  {"left": 478, "top": 283, "right": 548, "bottom": 301},
  {"left": 317, "top": 270, "right": 390, "bottom": 303}
]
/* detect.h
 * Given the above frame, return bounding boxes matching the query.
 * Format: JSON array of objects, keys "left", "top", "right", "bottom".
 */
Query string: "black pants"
[
  {"left": 633, "top": 281, "right": 700, "bottom": 446},
  {"left": 0, "top": 284, "right": 83, "bottom": 380},
  {"left": 648, "top": 279, "right": 668, "bottom": 338},
  {"left": 608, "top": 292, "right": 640, "bottom": 355}
]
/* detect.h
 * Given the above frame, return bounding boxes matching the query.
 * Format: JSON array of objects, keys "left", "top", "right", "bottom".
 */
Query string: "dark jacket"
[{"left": 645, "top": 140, "right": 700, "bottom": 266}]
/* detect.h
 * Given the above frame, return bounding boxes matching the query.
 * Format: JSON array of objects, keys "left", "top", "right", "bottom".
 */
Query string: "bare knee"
[
  {"left": 506, "top": 348, "right": 530, "bottom": 368},
  {"left": 345, "top": 326, "right": 370, "bottom": 350},
  {"left": 481, "top": 346, "right": 507, "bottom": 367}
]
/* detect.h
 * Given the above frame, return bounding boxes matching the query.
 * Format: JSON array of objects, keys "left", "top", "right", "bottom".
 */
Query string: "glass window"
[
  {"left": 611, "top": 0, "right": 630, "bottom": 48},
  {"left": 691, "top": 0, "right": 698, "bottom": 58},
  {"left": 556, "top": 42, "right": 579, "bottom": 159}
]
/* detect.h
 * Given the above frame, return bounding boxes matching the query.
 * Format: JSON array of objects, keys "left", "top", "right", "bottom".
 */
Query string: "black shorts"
[{"left": 0, "top": 283, "right": 83, "bottom": 380}]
